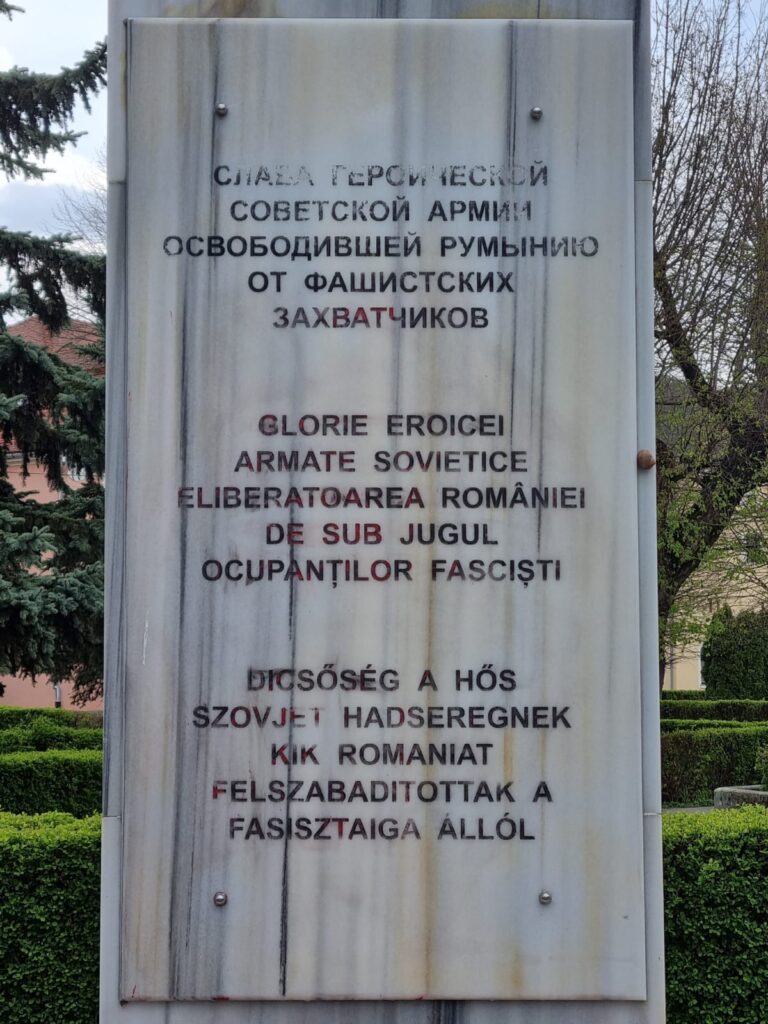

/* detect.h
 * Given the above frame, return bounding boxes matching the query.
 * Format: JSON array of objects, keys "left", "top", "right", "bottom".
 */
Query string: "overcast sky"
[{"left": 0, "top": 0, "right": 107, "bottom": 237}]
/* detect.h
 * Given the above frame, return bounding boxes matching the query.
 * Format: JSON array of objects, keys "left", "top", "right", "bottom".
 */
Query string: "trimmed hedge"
[
  {"left": 757, "top": 746, "right": 768, "bottom": 789},
  {"left": 664, "top": 806, "right": 768, "bottom": 1024},
  {"left": 661, "top": 699, "right": 768, "bottom": 722},
  {"left": 0, "top": 750, "right": 102, "bottom": 816},
  {"left": 0, "top": 806, "right": 767, "bottom": 1024},
  {"left": 661, "top": 726, "right": 768, "bottom": 804},
  {"left": 661, "top": 689, "right": 709, "bottom": 700},
  {"left": 701, "top": 606, "right": 768, "bottom": 698},
  {"left": 0, "top": 812, "right": 100, "bottom": 1024},
  {"left": 661, "top": 718, "right": 757, "bottom": 734},
  {"left": 0, "top": 721, "right": 102, "bottom": 754},
  {"left": 0, "top": 707, "right": 102, "bottom": 730}
]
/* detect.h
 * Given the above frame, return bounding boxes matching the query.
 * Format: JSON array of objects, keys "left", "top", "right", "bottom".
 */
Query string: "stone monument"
[{"left": 103, "top": 4, "right": 664, "bottom": 1022}]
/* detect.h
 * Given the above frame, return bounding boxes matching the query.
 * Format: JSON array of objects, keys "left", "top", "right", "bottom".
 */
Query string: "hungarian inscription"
[{"left": 119, "top": 18, "right": 646, "bottom": 1002}]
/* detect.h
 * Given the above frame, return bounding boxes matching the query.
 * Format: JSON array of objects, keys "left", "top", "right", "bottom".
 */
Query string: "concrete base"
[{"left": 714, "top": 785, "right": 768, "bottom": 809}]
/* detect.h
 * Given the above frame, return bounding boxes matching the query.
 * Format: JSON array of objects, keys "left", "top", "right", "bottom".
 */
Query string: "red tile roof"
[
  {"left": 7, "top": 316, "right": 104, "bottom": 376},
  {"left": 4, "top": 317, "right": 104, "bottom": 459}
]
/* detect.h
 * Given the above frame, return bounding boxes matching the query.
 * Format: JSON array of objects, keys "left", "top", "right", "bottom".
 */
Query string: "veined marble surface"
[{"left": 105, "top": 11, "right": 662, "bottom": 1019}]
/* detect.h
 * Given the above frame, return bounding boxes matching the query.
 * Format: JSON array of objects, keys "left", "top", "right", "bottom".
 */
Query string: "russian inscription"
[{"left": 119, "top": 17, "right": 645, "bottom": 1002}]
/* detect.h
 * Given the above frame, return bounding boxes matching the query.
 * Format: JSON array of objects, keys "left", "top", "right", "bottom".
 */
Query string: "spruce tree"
[{"left": 0, "top": 3, "right": 106, "bottom": 702}]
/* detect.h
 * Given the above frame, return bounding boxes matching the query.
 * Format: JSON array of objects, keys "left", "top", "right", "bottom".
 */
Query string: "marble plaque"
[{"left": 119, "top": 17, "right": 644, "bottom": 1001}]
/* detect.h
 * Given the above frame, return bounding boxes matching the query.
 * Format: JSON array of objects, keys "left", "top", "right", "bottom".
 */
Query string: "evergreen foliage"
[
  {"left": 701, "top": 606, "right": 768, "bottom": 698},
  {"left": 0, "top": 9, "right": 106, "bottom": 701}
]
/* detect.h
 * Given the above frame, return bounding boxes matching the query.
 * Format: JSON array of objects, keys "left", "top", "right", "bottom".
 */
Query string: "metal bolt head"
[
  {"left": 530, "top": 107, "right": 543, "bottom": 121},
  {"left": 538, "top": 890, "right": 553, "bottom": 905},
  {"left": 213, "top": 891, "right": 228, "bottom": 907},
  {"left": 215, "top": 103, "right": 228, "bottom": 117},
  {"left": 637, "top": 449, "right": 656, "bottom": 471}
]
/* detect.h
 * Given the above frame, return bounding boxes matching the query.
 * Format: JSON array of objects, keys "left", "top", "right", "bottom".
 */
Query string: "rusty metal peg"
[{"left": 637, "top": 449, "right": 656, "bottom": 470}]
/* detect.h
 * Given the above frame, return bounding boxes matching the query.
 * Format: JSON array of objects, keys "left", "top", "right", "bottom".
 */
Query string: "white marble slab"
[
  {"left": 109, "top": 13, "right": 655, "bottom": 1011},
  {"left": 106, "top": 1, "right": 650, "bottom": 184}
]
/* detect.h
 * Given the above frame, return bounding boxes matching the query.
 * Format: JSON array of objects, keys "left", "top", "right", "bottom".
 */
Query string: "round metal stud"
[
  {"left": 538, "top": 890, "right": 553, "bottom": 906},
  {"left": 215, "top": 103, "right": 229, "bottom": 117},
  {"left": 530, "top": 107, "right": 543, "bottom": 121},
  {"left": 213, "top": 891, "right": 228, "bottom": 907},
  {"left": 637, "top": 449, "right": 656, "bottom": 470}
]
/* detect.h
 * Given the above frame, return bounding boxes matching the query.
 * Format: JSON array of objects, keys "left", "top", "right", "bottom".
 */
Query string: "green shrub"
[
  {"left": 756, "top": 746, "right": 768, "bottom": 789},
  {"left": 0, "top": 707, "right": 102, "bottom": 730},
  {"left": 0, "top": 812, "right": 100, "bottom": 1024},
  {"left": 0, "top": 750, "right": 102, "bottom": 816},
  {"left": 661, "top": 726, "right": 768, "bottom": 804},
  {"left": 664, "top": 806, "right": 768, "bottom": 1024},
  {"left": 0, "top": 720, "right": 102, "bottom": 754},
  {"left": 661, "top": 689, "right": 708, "bottom": 700},
  {"left": 701, "top": 605, "right": 768, "bottom": 698},
  {"left": 660, "top": 718, "right": 757, "bottom": 733},
  {"left": 0, "top": 805, "right": 767, "bottom": 1024},
  {"left": 661, "top": 699, "right": 768, "bottom": 721}
]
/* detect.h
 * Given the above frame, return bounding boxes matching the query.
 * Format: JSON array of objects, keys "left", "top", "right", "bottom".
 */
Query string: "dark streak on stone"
[
  {"left": 167, "top": 25, "right": 194, "bottom": 992},
  {"left": 240, "top": 22, "right": 299, "bottom": 991},
  {"left": 107, "top": 20, "right": 134, "bottom": 820},
  {"left": 169, "top": 21, "right": 219, "bottom": 997},
  {"left": 431, "top": 1000, "right": 461, "bottom": 1024},
  {"left": 279, "top": 400, "right": 301, "bottom": 993},
  {"left": 505, "top": 23, "right": 519, "bottom": 460},
  {"left": 633, "top": 0, "right": 647, "bottom": 179},
  {"left": 389, "top": 21, "right": 408, "bottom": 415},
  {"left": 287, "top": 452, "right": 297, "bottom": 639},
  {"left": 202, "top": 20, "right": 224, "bottom": 998},
  {"left": 536, "top": 264, "right": 550, "bottom": 555},
  {"left": 378, "top": 0, "right": 402, "bottom": 17},
  {"left": 536, "top": 34, "right": 551, "bottom": 552},
  {"left": 279, "top": 555, "right": 299, "bottom": 996},
  {"left": 278, "top": 22, "right": 301, "bottom": 984},
  {"left": 209, "top": 25, "right": 221, "bottom": 227}
]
